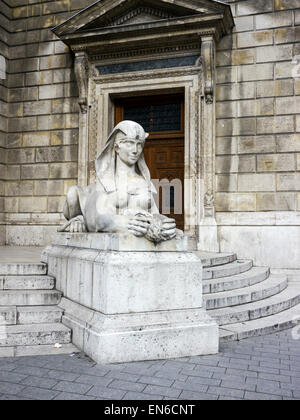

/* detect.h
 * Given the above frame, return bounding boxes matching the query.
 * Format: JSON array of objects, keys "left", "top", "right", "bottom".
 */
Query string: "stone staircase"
[
  {"left": 0, "top": 261, "right": 77, "bottom": 357},
  {"left": 0, "top": 249, "right": 300, "bottom": 358},
  {"left": 196, "top": 252, "right": 300, "bottom": 342}
]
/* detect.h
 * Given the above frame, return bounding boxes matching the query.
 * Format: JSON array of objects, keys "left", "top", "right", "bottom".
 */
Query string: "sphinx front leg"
[{"left": 58, "top": 185, "right": 87, "bottom": 233}]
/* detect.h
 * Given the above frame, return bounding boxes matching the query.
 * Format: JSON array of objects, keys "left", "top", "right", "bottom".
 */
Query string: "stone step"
[
  {"left": 0, "top": 343, "right": 79, "bottom": 358},
  {"left": 0, "top": 263, "right": 47, "bottom": 276},
  {"left": 194, "top": 251, "right": 237, "bottom": 268},
  {"left": 204, "top": 274, "right": 288, "bottom": 310},
  {"left": 210, "top": 281, "right": 300, "bottom": 325},
  {"left": 203, "top": 259, "right": 253, "bottom": 280},
  {"left": 17, "top": 306, "right": 63, "bottom": 325},
  {"left": 219, "top": 302, "right": 300, "bottom": 342},
  {"left": 0, "top": 275, "right": 55, "bottom": 290},
  {"left": 203, "top": 266, "right": 270, "bottom": 294},
  {"left": 0, "top": 305, "right": 63, "bottom": 325},
  {"left": 0, "top": 323, "right": 71, "bottom": 347},
  {"left": 0, "top": 290, "right": 62, "bottom": 306}
]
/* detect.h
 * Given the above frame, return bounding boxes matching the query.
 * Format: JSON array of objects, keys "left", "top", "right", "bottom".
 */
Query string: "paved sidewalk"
[{"left": 0, "top": 328, "right": 299, "bottom": 400}]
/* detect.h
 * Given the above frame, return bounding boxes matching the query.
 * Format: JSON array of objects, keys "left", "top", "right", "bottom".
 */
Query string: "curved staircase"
[
  {"left": 0, "top": 248, "right": 299, "bottom": 358},
  {"left": 196, "top": 251, "right": 300, "bottom": 342}
]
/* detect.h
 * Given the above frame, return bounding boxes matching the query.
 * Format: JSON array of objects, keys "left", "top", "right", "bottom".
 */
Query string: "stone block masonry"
[
  {"left": 0, "top": 0, "right": 94, "bottom": 245},
  {"left": 0, "top": 4, "right": 10, "bottom": 245},
  {"left": 216, "top": 0, "right": 300, "bottom": 213},
  {"left": 0, "top": 0, "right": 299, "bottom": 259},
  {"left": 216, "top": 0, "right": 300, "bottom": 267}
]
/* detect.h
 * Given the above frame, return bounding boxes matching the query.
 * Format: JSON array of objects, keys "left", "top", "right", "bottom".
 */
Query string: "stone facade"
[
  {"left": 0, "top": 2, "right": 9, "bottom": 245},
  {"left": 0, "top": 0, "right": 90, "bottom": 245},
  {"left": 215, "top": 0, "right": 300, "bottom": 268},
  {"left": 0, "top": 0, "right": 300, "bottom": 268}
]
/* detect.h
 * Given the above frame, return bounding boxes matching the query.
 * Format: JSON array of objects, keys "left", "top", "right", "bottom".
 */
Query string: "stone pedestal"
[{"left": 42, "top": 233, "right": 218, "bottom": 364}]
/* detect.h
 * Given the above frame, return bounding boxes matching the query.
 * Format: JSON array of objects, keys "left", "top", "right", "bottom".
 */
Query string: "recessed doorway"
[{"left": 115, "top": 94, "right": 185, "bottom": 230}]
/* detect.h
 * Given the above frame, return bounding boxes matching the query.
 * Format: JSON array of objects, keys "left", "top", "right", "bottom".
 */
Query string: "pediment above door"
[{"left": 53, "top": 0, "right": 234, "bottom": 49}]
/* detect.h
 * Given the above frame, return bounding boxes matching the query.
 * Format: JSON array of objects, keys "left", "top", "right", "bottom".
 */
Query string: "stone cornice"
[{"left": 58, "top": 12, "right": 232, "bottom": 49}]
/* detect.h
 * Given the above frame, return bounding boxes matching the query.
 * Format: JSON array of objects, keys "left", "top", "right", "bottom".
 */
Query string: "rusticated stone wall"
[
  {"left": 0, "top": 2, "right": 10, "bottom": 244},
  {"left": 1, "top": 0, "right": 93, "bottom": 245},
  {"left": 215, "top": 0, "right": 300, "bottom": 267}
]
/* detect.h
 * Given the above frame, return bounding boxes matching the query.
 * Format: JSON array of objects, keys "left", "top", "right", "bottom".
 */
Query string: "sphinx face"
[{"left": 115, "top": 137, "right": 145, "bottom": 166}]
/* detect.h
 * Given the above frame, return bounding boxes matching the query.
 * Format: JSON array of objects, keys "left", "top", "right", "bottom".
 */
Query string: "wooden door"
[{"left": 115, "top": 94, "right": 185, "bottom": 230}]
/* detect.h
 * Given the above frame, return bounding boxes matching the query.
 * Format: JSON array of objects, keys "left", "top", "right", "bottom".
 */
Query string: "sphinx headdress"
[{"left": 95, "top": 120, "right": 156, "bottom": 193}]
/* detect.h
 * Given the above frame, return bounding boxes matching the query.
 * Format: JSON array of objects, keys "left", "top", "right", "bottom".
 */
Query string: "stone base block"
[
  {"left": 43, "top": 241, "right": 204, "bottom": 315},
  {"left": 43, "top": 233, "right": 219, "bottom": 364},
  {"left": 59, "top": 297, "right": 219, "bottom": 364}
]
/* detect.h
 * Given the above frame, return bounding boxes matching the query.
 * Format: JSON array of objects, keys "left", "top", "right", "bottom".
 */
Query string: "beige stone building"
[{"left": 0, "top": 0, "right": 300, "bottom": 269}]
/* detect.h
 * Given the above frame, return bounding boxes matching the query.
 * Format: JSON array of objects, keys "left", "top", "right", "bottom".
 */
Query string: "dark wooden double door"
[{"left": 115, "top": 94, "right": 185, "bottom": 230}]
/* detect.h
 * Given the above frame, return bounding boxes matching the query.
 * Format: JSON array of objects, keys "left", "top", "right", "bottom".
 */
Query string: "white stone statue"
[{"left": 58, "top": 120, "right": 177, "bottom": 243}]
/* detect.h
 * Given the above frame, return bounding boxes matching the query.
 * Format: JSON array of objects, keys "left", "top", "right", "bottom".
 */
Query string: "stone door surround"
[{"left": 52, "top": 0, "right": 234, "bottom": 249}]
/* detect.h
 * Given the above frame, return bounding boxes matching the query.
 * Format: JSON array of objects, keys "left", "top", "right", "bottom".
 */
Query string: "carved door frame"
[
  {"left": 75, "top": 58, "right": 215, "bottom": 248},
  {"left": 53, "top": 0, "right": 234, "bottom": 251}
]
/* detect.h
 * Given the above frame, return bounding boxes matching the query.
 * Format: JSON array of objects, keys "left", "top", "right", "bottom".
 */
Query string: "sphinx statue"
[{"left": 58, "top": 120, "right": 177, "bottom": 243}]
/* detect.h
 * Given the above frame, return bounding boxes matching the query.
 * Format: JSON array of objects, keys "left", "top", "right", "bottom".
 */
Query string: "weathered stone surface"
[
  {"left": 237, "top": 0, "right": 273, "bottom": 17},
  {"left": 34, "top": 180, "right": 64, "bottom": 196},
  {"left": 19, "top": 197, "right": 47, "bottom": 213},
  {"left": 256, "top": 80, "right": 294, "bottom": 98},
  {"left": 233, "top": 16, "right": 254, "bottom": 32},
  {"left": 276, "top": 134, "right": 300, "bottom": 152},
  {"left": 257, "top": 193, "right": 296, "bottom": 211},
  {"left": 275, "top": 27, "right": 300, "bottom": 44},
  {"left": 216, "top": 156, "right": 255, "bottom": 174},
  {"left": 256, "top": 11, "right": 293, "bottom": 30},
  {"left": 277, "top": 173, "right": 300, "bottom": 191},
  {"left": 238, "top": 174, "right": 276, "bottom": 192},
  {"left": 238, "top": 64, "right": 274, "bottom": 82},
  {"left": 256, "top": 45, "right": 293, "bottom": 63},
  {"left": 49, "top": 162, "right": 77, "bottom": 179},
  {"left": 237, "top": 30, "right": 273, "bottom": 48},
  {"left": 219, "top": 225, "right": 300, "bottom": 269},
  {"left": 257, "top": 116, "right": 294, "bottom": 134},
  {"left": 275, "top": 0, "right": 300, "bottom": 11},
  {"left": 216, "top": 137, "right": 238, "bottom": 155},
  {"left": 22, "top": 132, "right": 50, "bottom": 148},
  {"left": 0, "top": 0, "right": 299, "bottom": 270},
  {"left": 44, "top": 241, "right": 219, "bottom": 364},
  {"left": 23, "top": 100, "right": 51, "bottom": 116},
  {"left": 216, "top": 175, "right": 237, "bottom": 192},
  {"left": 216, "top": 82, "right": 255, "bottom": 101},
  {"left": 21, "top": 164, "right": 49, "bottom": 180},
  {"left": 51, "top": 232, "right": 188, "bottom": 253},
  {"left": 5, "top": 181, "right": 33, "bottom": 196},
  {"left": 257, "top": 154, "right": 295, "bottom": 172},
  {"left": 216, "top": 193, "right": 256, "bottom": 212}
]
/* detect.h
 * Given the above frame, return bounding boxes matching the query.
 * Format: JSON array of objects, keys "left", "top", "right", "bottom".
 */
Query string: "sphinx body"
[{"left": 59, "top": 120, "right": 177, "bottom": 243}]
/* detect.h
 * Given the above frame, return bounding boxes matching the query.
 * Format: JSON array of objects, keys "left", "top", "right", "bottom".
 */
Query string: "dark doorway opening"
[{"left": 115, "top": 94, "right": 185, "bottom": 230}]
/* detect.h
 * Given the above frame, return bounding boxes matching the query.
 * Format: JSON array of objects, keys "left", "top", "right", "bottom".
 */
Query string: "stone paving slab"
[{"left": 0, "top": 328, "right": 299, "bottom": 400}]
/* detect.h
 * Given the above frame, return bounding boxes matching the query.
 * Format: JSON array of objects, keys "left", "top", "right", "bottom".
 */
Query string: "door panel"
[{"left": 115, "top": 94, "right": 185, "bottom": 230}]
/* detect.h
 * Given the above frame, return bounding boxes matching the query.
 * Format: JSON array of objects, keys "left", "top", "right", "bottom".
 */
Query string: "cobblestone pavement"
[{"left": 0, "top": 329, "right": 300, "bottom": 400}]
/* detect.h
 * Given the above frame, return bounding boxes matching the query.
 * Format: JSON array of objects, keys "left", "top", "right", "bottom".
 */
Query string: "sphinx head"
[{"left": 113, "top": 121, "right": 149, "bottom": 167}]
